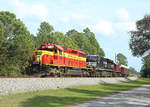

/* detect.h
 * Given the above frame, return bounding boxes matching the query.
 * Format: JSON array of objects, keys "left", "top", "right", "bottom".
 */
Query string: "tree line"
[
  {"left": 34, "top": 21, "right": 105, "bottom": 56},
  {"left": 0, "top": 11, "right": 105, "bottom": 76},
  {"left": 129, "top": 15, "right": 150, "bottom": 77}
]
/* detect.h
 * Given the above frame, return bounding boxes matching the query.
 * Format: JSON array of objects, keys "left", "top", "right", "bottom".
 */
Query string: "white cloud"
[
  {"left": 89, "top": 20, "right": 115, "bottom": 36},
  {"left": 115, "top": 8, "right": 136, "bottom": 32},
  {"left": 87, "top": 20, "right": 136, "bottom": 36},
  {"left": 116, "top": 8, "right": 130, "bottom": 21},
  {"left": 115, "top": 22, "right": 136, "bottom": 31},
  {"left": 12, "top": 0, "right": 48, "bottom": 20}
]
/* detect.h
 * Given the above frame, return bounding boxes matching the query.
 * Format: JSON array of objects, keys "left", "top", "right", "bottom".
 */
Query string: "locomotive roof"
[
  {"left": 78, "top": 50, "right": 86, "bottom": 54},
  {"left": 120, "top": 65, "right": 129, "bottom": 69},
  {"left": 86, "top": 55, "right": 114, "bottom": 61},
  {"left": 67, "top": 48, "right": 86, "bottom": 54},
  {"left": 54, "top": 44, "right": 64, "bottom": 50},
  {"left": 87, "top": 55, "right": 98, "bottom": 56},
  {"left": 38, "top": 43, "right": 86, "bottom": 55},
  {"left": 38, "top": 43, "right": 64, "bottom": 50}
]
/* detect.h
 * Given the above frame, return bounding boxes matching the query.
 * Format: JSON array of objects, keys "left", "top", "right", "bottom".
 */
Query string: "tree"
[
  {"left": 129, "top": 15, "right": 150, "bottom": 77},
  {"left": 36, "top": 21, "right": 54, "bottom": 48},
  {"left": 128, "top": 67, "right": 137, "bottom": 76},
  {"left": 0, "top": 11, "right": 34, "bottom": 76},
  {"left": 83, "top": 27, "right": 105, "bottom": 56},
  {"left": 66, "top": 29, "right": 91, "bottom": 53},
  {"left": 116, "top": 53, "right": 128, "bottom": 66},
  {"left": 0, "top": 22, "right": 4, "bottom": 47},
  {"left": 66, "top": 28, "right": 105, "bottom": 56},
  {"left": 140, "top": 54, "right": 150, "bottom": 77},
  {"left": 129, "top": 15, "right": 150, "bottom": 56},
  {"left": 53, "top": 32, "right": 79, "bottom": 49},
  {"left": 0, "top": 22, "right": 4, "bottom": 71}
]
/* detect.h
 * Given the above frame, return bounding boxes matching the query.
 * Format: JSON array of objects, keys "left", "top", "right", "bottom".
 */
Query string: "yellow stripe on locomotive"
[{"left": 32, "top": 43, "right": 87, "bottom": 68}]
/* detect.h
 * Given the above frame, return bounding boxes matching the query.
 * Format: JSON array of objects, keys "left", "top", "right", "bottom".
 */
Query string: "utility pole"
[{"left": 115, "top": 53, "right": 117, "bottom": 63}]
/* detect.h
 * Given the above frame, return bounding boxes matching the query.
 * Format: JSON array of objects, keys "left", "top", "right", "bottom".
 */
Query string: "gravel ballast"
[{"left": 0, "top": 77, "right": 137, "bottom": 95}]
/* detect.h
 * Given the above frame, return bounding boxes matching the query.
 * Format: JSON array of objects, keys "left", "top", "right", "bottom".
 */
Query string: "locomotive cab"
[
  {"left": 86, "top": 55, "right": 98, "bottom": 68},
  {"left": 33, "top": 44, "right": 55, "bottom": 65}
]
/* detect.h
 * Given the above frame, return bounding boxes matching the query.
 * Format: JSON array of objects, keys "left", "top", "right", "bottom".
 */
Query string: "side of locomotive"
[
  {"left": 32, "top": 43, "right": 87, "bottom": 76},
  {"left": 86, "top": 55, "right": 114, "bottom": 77}
]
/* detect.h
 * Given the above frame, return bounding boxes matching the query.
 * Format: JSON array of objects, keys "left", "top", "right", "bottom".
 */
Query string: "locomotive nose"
[
  {"left": 32, "top": 50, "right": 43, "bottom": 64},
  {"left": 36, "top": 56, "right": 40, "bottom": 61}
]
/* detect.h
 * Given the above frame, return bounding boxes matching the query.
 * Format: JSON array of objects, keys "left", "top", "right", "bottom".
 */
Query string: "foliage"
[
  {"left": 53, "top": 32, "right": 79, "bottom": 49},
  {"left": 129, "top": 15, "right": 150, "bottom": 77},
  {"left": 83, "top": 28, "right": 105, "bottom": 56},
  {"left": 116, "top": 53, "right": 128, "bottom": 66},
  {"left": 66, "top": 29, "right": 90, "bottom": 53},
  {"left": 0, "top": 78, "right": 150, "bottom": 107},
  {"left": 28, "top": 22, "right": 105, "bottom": 56},
  {"left": 35, "top": 21, "right": 54, "bottom": 48},
  {"left": 0, "top": 22, "right": 4, "bottom": 69},
  {"left": 129, "top": 15, "right": 150, "bottom": 56},
  {"left": 140, "top": 54, "right": 150, "bottom": 77},
  {"left": 128, "top": 67, "right": 138, "bottom": 76},
  {"left": 0, "top": 11, "right": 34, "bottom": 76},
  {"left": 66, "top": 28, "right": 105, "bottom": 56}
]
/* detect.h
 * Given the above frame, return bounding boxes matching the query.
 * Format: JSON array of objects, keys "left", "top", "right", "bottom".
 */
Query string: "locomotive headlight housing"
[
  {"left": 36, "top": 56, "right": 40, "bottom": 61},
  {"left": 86, "top": 62, "right": 90, "bottom": 67},
  {"left": 86, "top": 62, "right": 89, "bottom": 65}
]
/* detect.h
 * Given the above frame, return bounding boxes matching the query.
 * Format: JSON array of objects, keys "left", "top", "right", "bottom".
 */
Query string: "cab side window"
[
  {"left": 59, "top": 50, "right": 62, "bottom": 55},
  {"left": 54, "top": 48, "right": 57, "bottom": 53}
]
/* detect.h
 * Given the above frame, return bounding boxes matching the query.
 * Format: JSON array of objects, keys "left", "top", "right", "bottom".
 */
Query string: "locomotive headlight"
[
  {"left": 86, "top": 62, "right": 89, "bottom": 66},
  {"left": 36, "top": 56, "right": 40, "bottom": 61}
]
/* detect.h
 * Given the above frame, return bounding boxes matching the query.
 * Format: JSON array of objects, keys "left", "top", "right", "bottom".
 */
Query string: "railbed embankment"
[{"left": 0, "top": 77, "right": 137, "bottom": 95}]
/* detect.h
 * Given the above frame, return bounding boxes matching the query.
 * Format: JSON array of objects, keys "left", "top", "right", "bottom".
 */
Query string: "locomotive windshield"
[
  {"left": 39, "top": 45, "right": 54, "bottom": 51},
  {"left": 86, "top": 55, "right": 97, "bottom": 62}
]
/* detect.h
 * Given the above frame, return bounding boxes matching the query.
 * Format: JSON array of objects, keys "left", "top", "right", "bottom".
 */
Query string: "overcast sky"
[{"left": 1, "top": 0, "right": 150, "bottom": 71}]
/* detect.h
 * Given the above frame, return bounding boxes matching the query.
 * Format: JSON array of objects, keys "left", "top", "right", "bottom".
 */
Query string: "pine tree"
[
  {"left": 0, "top": 11, "right": 34, "bottom": 76},
  {"left": 36, "top": 21, "right": 54, "bottom": 48}
]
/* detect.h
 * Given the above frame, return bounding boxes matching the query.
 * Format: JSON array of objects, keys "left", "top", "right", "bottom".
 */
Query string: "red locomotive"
[{"left": 32, "top": 43, "right": 87, "bottom": 76}]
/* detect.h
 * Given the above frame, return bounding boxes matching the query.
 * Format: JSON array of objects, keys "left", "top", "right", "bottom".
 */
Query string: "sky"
[{"left": 0, "top": 0, "right": 150, "bottom": 72}]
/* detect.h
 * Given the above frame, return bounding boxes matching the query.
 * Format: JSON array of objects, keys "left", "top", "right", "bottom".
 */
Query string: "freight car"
[{"left": 31, "top": 43, "right": 129, "bottom": 77}]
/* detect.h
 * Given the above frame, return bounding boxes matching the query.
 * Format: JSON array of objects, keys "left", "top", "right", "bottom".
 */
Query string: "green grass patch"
[{"left": 0, "top": 78, "right": 150, "bottom": 107}]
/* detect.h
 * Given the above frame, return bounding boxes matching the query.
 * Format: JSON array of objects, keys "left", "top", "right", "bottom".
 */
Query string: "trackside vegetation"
[
  {"left": 129, "top": 15, "right": 150, "bottom": 77},
  {"left": 0, "top": 78, "right": 150, "bottom": 107}
]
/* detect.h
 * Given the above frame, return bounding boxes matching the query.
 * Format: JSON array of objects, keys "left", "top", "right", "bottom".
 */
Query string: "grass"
[{"left": 0, "top": 78, "right": 150, "bottom": 107}]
